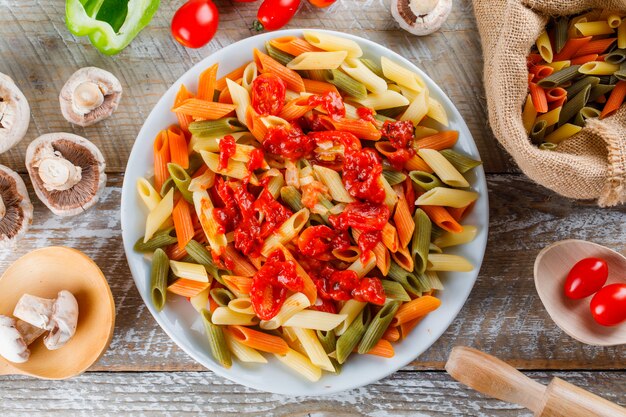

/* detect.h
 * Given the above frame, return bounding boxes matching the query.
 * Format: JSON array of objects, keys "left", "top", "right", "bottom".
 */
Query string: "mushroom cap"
[
  {"left": 391, "top": 0, "right": 452, "bottom": 36},
  {"left": 59, "top": 67, "right": 122, "bottom": 127},
  {"left": 44, "top": 290, "right": 79, "bottom": 350},
  {"left": 0, "top": 164, "right": 33, "bottom": 249},
  {"left": 0, "top": 315, "right": 29, "bottom": 363},
  {"left": 0, "top": 72, "right": 30, "bottom": 154},
  {"left": 25, "top": 133, "right": 106, "bottom": 217}
]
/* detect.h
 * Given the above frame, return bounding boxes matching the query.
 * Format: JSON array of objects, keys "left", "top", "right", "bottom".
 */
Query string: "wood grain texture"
[
  {"left": 0, "top": 371, "right": 624, "bottom": 416},
  {"left": 0, "top": 174, "right": 623, "bottom": 373},
  {"left": 0, "top": 0, "right": 515, "bottom": 174}
]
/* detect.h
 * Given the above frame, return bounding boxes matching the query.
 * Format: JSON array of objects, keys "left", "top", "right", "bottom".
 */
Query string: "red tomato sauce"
[
  {"left": 297, "top": 225, "right": 351, "bottom": 261},
  {"left": 356, "top": 106, "right": 376, "bottom": 122},
  {"left": 307, "top": 91, "right": 346, "bottom": 120},
  {"left": 263, "top": 125, "right": 315, "bottom": 160},
  {"left": 342, "top": 148, "right": 386, "bottom": 203},
  {"left": 329, "top": 202, "right": 390, "bottom": 232},
  {"left": 217, "top": 135, "right": 236, "bottom": 170}
]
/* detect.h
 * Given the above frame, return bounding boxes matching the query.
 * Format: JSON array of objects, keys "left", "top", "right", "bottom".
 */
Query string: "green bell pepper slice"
[{"left": 66, "top": 0, "right": 160, "bottom": 55}]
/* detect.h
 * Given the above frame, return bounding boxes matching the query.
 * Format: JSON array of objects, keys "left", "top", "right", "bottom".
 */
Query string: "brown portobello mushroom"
[
  {"left": 0, "top": 73, "right": 30, "bottom": 153},
  {"left": 0, "top": 164, "right": 33, "bottom": 248},
  {"left": 391, "top": 0, "right": 452, "bottom": 36},
  {"left": 25, "top": 133, "right": 106, "bottom": 217},
  {"left": 59, "top": 67, "right": 122, "bottom": 127}
]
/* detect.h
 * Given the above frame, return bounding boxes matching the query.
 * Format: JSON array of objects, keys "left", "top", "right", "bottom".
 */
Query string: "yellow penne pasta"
[
  {"left": 545, "top": 123, "right": 582, "bottom": 144},
  {"left": 353, "top": 90, "right": 410, "bottom": 110},
  {"left": 291, "top": 327, "right": 335, "bottom": 372},
  {"left": 193, "top": 190, "right": 227, "bottom": 254},
  {"left": 228, "top": 298, "right": 255, "bottom": 315},
  {"left": 418, "top": 149, "right": 470, "bottom": 188},
  {"left": 224, "top": 329, "right": 268, "bottom": 363},
  {"left": 190, "top": 288, "right": 210, "bottom": 312},
  {"left": 536, "top": 106, "right": 561, "bottom": 128},
  {"left": 241, "top": 62, "right": 258, "bottom": 92},
  {"left": 347, "top": 253, "right": 377, "bottom": 277},
  {"left": 427, "top": 97, "right": 449, "bottom": 126},
  {"left": 335, "top": 300, "right": 366, "bottom": 336},
  {"left": 618, "top": 20, "right": 626, "bottom": 49},
  {"left": 212, "top": 307, "right": 260, "bottom": 326},
  {"left": 137, "top": 177, "right": 162, "bottom": 211},
  {"left": 259, "top": 293, "right": 311, "bottom": 330},
  {"left": 433, "top": 225, "right": 478, "bottom": 248},
  {"left": 303, "top": 31, "right": 363, "bottom": 58},
  {"left": 286, "top": 51, "right": 348, "bottom": 70},
  {"left": 381, "top": 56, "right": 426, "bottom": 92},
  {"left": 261, "top": 208, "right": 310, "bottom": 256},
  {"left": 313, "top": 165, "right": 354, "bottom": 203},
  {"left": 578, "top": 61, "right": 620, "bottom": 75},
  {"left": 415, "top": 187, "right": 478, "bottom": 208},
  {"left": 274, "top": 348, "right": 322, "bottom": 382},
  {"left": 144, "top": 188, "right": 174, "bottom": 243},
  {"left": 575, "top": 21, "right": 615, "bottom": 36},
  {"left": 170, "top": 260, "right": 209, "bottom": 282},
  {"left": 427, "top": 254, "right": 474, "bottom": 272},
  {"left": 545, "top": 60, "right": 570, "bottom": 71},
  {"left": 340, "top": 58, "right": 387, "bottom": 94},
  {"left": 401, "top": 88, "right": 429, "bottom": 125},
  {"left": 284, "top": 310, "right": 348, "bottom": 331},
  {"left": 536, "top": 31, "right": 553, "bottom": 63},
  {"left": 200, "top": 150, "right": 258, "bottom": 185},
  {"left": 226, "top": 78, "right": 251, "bottom": 127},
  {"left": 522, "top": 95, "right": 537, "bottom": 135}
]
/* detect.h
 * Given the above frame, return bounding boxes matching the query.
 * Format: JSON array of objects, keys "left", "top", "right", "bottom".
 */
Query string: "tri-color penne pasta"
[{"left": 136, "top": 32, "right": 482, "bottom": 381}]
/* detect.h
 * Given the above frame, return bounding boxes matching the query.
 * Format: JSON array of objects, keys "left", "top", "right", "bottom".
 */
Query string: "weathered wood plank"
[
  {"left": 0, "top": 0, "right": 515, "bottom": 174},
  {"left": 0, "top": 174, "right": 623, "bottom": 373},
  {"left": 1, "top": 371, "right": 624, "bottom": 416}
]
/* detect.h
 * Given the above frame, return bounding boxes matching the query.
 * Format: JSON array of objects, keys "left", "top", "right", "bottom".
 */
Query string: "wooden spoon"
[
  {"left": 0, "top": 247, "right": 115, "bottom": 379},
  {"left": 534, "top": 239, "right": 626, "bottom": 346},
  {"left": 446, "top": 346, "right": 626, "bottom": 417}
]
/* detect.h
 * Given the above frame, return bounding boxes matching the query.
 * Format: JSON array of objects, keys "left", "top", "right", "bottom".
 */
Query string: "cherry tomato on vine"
[
  {"left": 563, "top": 257, "right": 609, "bottom": 299},
  {"left": 253, "top": 0, "right": 301, "bottom": 31},
  {"left": 171, "top": 0, "right": 219, "bottom": 48},
  {"left": 590, "top": 283, "right": 626, "bottom": 326},
  {"left": 308, "top": 0, "right": 336, "bottom": 7},
  {"left": 251, "top": 73, "right": 286, "bottom": 115}
]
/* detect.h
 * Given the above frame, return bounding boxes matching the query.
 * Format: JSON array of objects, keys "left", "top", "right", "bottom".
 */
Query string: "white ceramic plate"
[{"left": 121, "top": 29, "right": 489, "bottom": 395}]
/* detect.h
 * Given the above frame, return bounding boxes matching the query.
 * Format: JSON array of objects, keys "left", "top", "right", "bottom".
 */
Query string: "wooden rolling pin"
[{"left": 445, "top": 346, "right": 626, "bottom": 417}]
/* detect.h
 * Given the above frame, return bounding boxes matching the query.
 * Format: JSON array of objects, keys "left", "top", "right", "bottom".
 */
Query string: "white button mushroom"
[
  {"left": 12, "top": 290, "right": 79, "bottom": 351},
  {"left": 0, "top": 72, "right": 30, "bottom": 154},
  {"left": 0, "top": 164, "right": 33, "bottom": 249},
  {"left": 391, "top": 0, "right": 452, "bottom": 36},
  {"left": 26, "top": 133, "right": 106, "bottom": 217},
  {"left": 59, "top": 67, "right": 122, "bottom": 127},
  {"left": 0, "top": 315, "right": 30, "bottom": 363}
]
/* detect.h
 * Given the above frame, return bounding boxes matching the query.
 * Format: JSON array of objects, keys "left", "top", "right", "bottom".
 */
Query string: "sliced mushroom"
[
  {"left": 59, "top": 67, "right": 122, "bottom": 127},
  {"left": 0, "top": 164, "right": 33, "bottom": 248},
  {"left": 391, "top": 0, "right": 452, "bottom": 36},
  {"left": 12, "top": 290, "right": 79, "bottom": 351},
  {"left": 25, "top": 133, "right": 106, "bottom": 216},
  {"left": 0, "top": 315, "right": 30, "bottom": 363},
  {"left": 0, "top": 73, "right": 30, "bottom": 154}
]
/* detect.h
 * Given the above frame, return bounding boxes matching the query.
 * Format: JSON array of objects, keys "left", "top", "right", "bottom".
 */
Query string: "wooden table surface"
[{"left": 0, "top": 0, "right": 624, "bottom": 415}]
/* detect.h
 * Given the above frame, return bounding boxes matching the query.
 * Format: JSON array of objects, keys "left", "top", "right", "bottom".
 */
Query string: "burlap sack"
[{"left": 473, "top": 0, "right": 626, "bottom": 206}]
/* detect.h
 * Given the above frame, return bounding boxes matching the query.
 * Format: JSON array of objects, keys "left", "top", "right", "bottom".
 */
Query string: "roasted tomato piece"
[
  {"left": 352, "top": 277, "right": 386, "bottom": 305},
  {"left": 310, "top": 297, "right": 337, "bottom": 314},
  {"left": 309, "top": 130, "right": 361, "bottom": 153},
  {"left": 357, "top": 230, "right": 381, "bottom": 255},
  {"left": 250, "top": 277, "right": 287, "bottom": 320},
  {"left": 308, "top": 91, "right": 345, "bottom": 120},
  {"left": 381, "top": 120, "right": 415, "bottom": 149},
  {"left": 251, "top": 73, "right": 286, "bottom": 116},
  {"left": 298, "top": 225, "right": 351, "bottom": 261},
  {"left": 329, "top": 202, "right": 390, "bottom": 231},
  {"left": 356, "top": 107, "right": 375, "bottom": 122},
  {"left": 343, "top": 148, "right": 385, "bottom": 203},
  {"left": 263, "top": 125, "right": 315, "bottom": 160},
  {"left": 328, "top": 270, "right": 360, "bottom": 301},
  {"left": 217, "top": 135, "right": 236, "bottom": 170}
]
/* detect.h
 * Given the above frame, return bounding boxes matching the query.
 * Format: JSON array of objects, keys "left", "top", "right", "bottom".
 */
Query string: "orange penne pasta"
[
  {"left": 391, "top": 246, "right": 414, "bottom": 272},
  {"left": 216, "top": 63, "right": 247, "bottom": 92},
  {"left": 391, "top": 295, "right": 441, "bottom": 326},
  {"left": 168, "top": 126, "right": 189, "bottom": 169},
  {"left": 601, "top": 80, "right": 626, "bottom": 119},
  {"left": 172, "top": 98, "right": 236, "bottom": 120},
  {"left": 553, "top": 36, "right": 592, "bottom": 61},
  {"left": 381, "top": 222, "right": 399, "bottom": 253},
  {"left": 527, "top": 53, "right": 543, "bottom": 66},
  {"left": 303, "top": 78, "right": 339, "bottom": 95},
  {"left": 529, "top": 64, "right": 554, "bottom": 79},
  {"left": 197, "top": 63, "right": 218, "bottom": 101},
  {"left": 447, "top": 202, "right": 474, "bottom": 222},
  {"left": 227, "top": 325, "right": 290, "bottom": 355},
  {"left": 382, "top": 326, "right": 400, "bottom": 342},
  {"left": 222, "top": 275, "right": 253, "bottom": 295},
  {"left": 573, "top": 38, "right": 616, "bottom": 56},
  {"left": 545, "top": 87, "right": 567, "bottom": 102},
  {"left": 209, "top": 296, "right": 219, "bottom": 313},
  {"left": 174, "top": 85, "right": 194, "bottom": 133},
  {"left": 570, "top": 53, "right": 599, "bottom": 65},
  {"left": 363, "top": 339, "right": 394, "bottom": 358},
  {"left": 529, "top": 82, "right": 548, "bottom": 113},
  {"left": 353, "top": 229, "right": 390, "bottom": 275},
  {"left": 153, "top": 130, "right": 170, "bottom": 191},
  {"left": 172, "top": 198, "right": 195, "bottom": 250},
  {"left": 321, "top": 116, "right": 382, "bottom": 141},
  {"left": 218, "top": 86, "right": 234, "bottom": 104},
  {"left": 253, "top": 48, "right": 305, "bottom": 92},
  {"left": 223, "top": 244, "right": 257, "bottom": 277},
  {"left": 398, "top": 316, "right": 424, "bottom": 340},
  {"left": 549, "top": 96, "right": 567, "bottom": 110},
  {"left": 420, "top": 205, "right": 464, "bottom": 233},
  {"left": 270, "top": 36, "right": 321, "bottom": 56},
  {"left": 166, "top": 228, "right": 207, "bottom": 261},
  {"left": 167, "top": 278, "right": 210, "bottom": 298},
  {"left": 404, "top": 154, "right": 434, "bottom": 173},
  {"left": 246, "top": 107, "right": 269, "bottom": 142},
  {"left": 413, "top": 130, "right": 459, "bottom": 151},
  {"left": 279, "top": 96, "right": 314, "bottom": 120},
  {"left": 393, "top": 188, "right": 415, "bottom": 248}
]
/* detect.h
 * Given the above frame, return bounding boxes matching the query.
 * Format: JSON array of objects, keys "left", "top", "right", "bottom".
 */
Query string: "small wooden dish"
[
  {"left": 534, "top": 239, "right": 626, "bottom": 346},
  {"left": 0, "top": 247, "right": 115, "bottom": 379}
]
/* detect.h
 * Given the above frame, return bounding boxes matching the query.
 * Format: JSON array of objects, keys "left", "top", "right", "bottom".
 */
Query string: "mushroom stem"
[
  {"left": 72, "top": 81, "right": 104, "bottom": 115},
  {"left": 0, "top": 194, "right": 5, "bottom": 219},
  {"left": 38, "top": 154, "right": 82, "bottom": 192}
]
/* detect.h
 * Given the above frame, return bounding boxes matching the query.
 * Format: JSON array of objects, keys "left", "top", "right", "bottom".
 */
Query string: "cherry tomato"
[
  {"left": 563, "top": 257, "right": 608, "bottom": 299},
  {"left": 590, "top": 283, "right": 626, "bottom": 326},
  {"left": 251, "top": 73, "right": 286, "bottom": 116},
  {"left": 253, "top": 0, "right": 301, "bottom": 31},
  {"left": 308, "top": 0, "right": 336, "bottom": 7},
  {"left": 171, "top": 0, "right": 219, "bottom": 48}
]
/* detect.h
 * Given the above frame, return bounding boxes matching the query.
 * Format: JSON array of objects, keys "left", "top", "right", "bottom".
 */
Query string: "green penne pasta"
[
  {"left": 573, "top": 106, "right": 601, "bottom": 126},
  {"left": 565, "top": 76, "right": 599, "bottom": 97},
  {"left": 358, "top": 301, "right": 400, "bottom": 354},
  {"left": 411, "top": 208, "right": 432, "bottom": 274},
  {"left": 381, "top": 279, "right": 411, "bottom": 302},
  {"left": 167, "top": 163, "right": 194, "bottom": 203},
  {"left": 374, "top": 114, "right": 396, "bottom": 124},
  {"left": 185, "top": 239, "right": 221, "bottom": 283},
  {"left": 596, "top": 75, "right": 613, "bottom": 84},
  {"left": 210, "top": 288, "right": 236, "bottom": 307},
  {"left": 306, "top": 69, "right": 327, "bottom": 81},
  {"left": 335, "top": 307, "right": 371, "bottom": 364},
  {"left": 200, "top": 309, "right": 232, "bottom": 369},
  {"left": 613, "top": 62, "right": 626, "bottom": 81},
  {"left": 439, "top": 149, "right": 483, "bottom": 173},
  {"left": 537, "top": 65, "right": 581, "bottom": 88},
  {"left": 530, "top": 120, "right": 548, "bottom": 144},
  {"left": 387, "top": 261, "right": 423, "bottom": 296},
  {"left": 265, "top": 41, "right": 295, "bottom": 66},
  {"left": 409, "top": 170, "right": 443, "bottom": 191},
  {"left": 588, "top": 84, "right": 615, "bottom": 102},
  {"left": 382, "top": 169, "right": 407, "bottom": 186},
  {"left": 189, "top": 117, "right": 246, "bottom": 138},
  {"left": 425, "top": 270, "right": 444, "bottom": 291},
  {"left": 539, "top": 142, "right": 558, "bottom": 150},
  {"left": 430, "top": 224, "right": 445, "bottom": 240},
  {"left": 558, "top": 84, "right": 591, "bottom": 126},
  {"left": 415, "top": 271, "right": 432, "bottom": 293},
  {"left": 317, "top": 330, "right": 341, "bottom": 373},
  {"left": 186, "top": 152, "right": 205, "bottom": 176},
  {"left": 324, "top": 69, "right": 367, "bottom": 100},
  {"left": 605, "top": 48, "right": 626, "bottom": 64},
  {"left": 280, "top": 186, "right": 305, "bottom": 212},
  {"left": 554, "top": 17, "right": 569, "bottom": 54},
  {"left": 151, "top": 248, "right": 169, "bottom": 312},
  {"left": 377, "top": 105, "right": 408, "bottom": 118},
  {"left": 134, "top": 227, "right": 178, "bottom": 252},
  {"left": 160, "top": 177, "right": 175, "bottom": 197},
  {"left": 360, "top": 58, "right": 386, "bottom": 79}
]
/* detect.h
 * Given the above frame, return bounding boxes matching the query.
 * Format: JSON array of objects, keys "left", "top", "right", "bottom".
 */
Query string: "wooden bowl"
[
  {"left": 534, "top": 239, "right": 626, "bottom": 346},
  {"left": 0, "top": 247, "right": 115, "bottom": 379}
]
